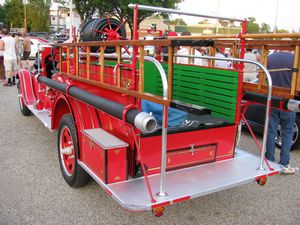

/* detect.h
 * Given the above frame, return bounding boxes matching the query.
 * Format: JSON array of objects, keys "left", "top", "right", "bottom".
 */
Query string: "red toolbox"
[{"left": 81, "top": 128, "right": 128, "bottom": 184}]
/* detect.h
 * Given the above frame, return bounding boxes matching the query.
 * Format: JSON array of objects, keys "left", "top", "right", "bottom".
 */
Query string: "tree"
[
  {"left": 55, "top": 0, "right": 97, "bottom": 21},
  {"left": 0, "top": 5, "right": 5, "bottom": 24},
  {"left": 93, "top": 0, "right": 183, "bottom": 37},
  {"left": 260, "top": 22, "right": 271, "bottom": 33},
  {"left": 276, "top": 28, "right": 289, "bottom": 33},
  {"left": 4, "top": 0, "right": 24, "bottom": 28},
  {"left": 57, "top": 0, "right": 182, "bottom": 36},
  {"left": 74, "top": 0, "right": 97, "bottom": 21},
  {"left": 245, "top": 17, "right": 260, "bottom": 33},
  {"left": 198, "top": 19, "right": 209, "bottom": 25},
  {"left": 218, "top": 19, "right": 229, "bottom": 27},
  {"left": 27, "top": 0, "right": 51, "bottom": 32},
  {"left": 169, "top": 18, "right": 187, "bottom": 26}
]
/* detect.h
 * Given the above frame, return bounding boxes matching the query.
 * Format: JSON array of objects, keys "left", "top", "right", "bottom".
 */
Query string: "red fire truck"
[{"left": 17, "top": 4, "right": 300, "bottom": 216}]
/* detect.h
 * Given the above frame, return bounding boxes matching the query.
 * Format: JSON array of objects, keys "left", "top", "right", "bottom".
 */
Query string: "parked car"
[
  {"left": 27, "top": 32, "right": 49, "bottom": 40},
  {"left": 244, "top": 104, "right": 300, "bottom": 150},
  {"left": 49, "top": 33, "right": 69, "bottom": 43}
]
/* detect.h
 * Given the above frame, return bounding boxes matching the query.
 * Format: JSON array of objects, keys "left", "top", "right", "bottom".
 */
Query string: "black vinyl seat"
[{"left": 141, "top": 111, "right": 231, "bottom": 137}]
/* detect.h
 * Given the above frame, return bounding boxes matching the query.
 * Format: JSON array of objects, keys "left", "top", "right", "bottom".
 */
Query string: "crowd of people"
[
  {"left": 0, "top": 28, "right": 31, "bottom": 86},
  {"left": 156, "top": 30, "right": 298, "bottom": 174}
]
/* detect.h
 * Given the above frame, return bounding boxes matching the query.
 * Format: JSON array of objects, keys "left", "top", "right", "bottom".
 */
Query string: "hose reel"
[{"left": 79, "top": 17, "right": 127, "bottom": 53}]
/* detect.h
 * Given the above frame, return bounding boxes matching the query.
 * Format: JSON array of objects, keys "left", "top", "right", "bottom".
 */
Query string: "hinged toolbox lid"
[{"left": 82, "top": 128, "right": 129, "bottom": 150}]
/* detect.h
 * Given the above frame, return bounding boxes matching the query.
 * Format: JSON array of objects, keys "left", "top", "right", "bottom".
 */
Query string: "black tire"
[
  {"left": 17, "top": 81, "right": 32, "bottom": 116},
  {"left": 275, "top": 114, "right": 300, "bottom": 150},
  {"left": 291, "top": 115, "right": 300, "bottom": 150},
  {"left": 58, "top": 114, "right": 89, "bottom": 187},
  {"left": 79, "top": 18, "right": 126, "bottom": 53}
]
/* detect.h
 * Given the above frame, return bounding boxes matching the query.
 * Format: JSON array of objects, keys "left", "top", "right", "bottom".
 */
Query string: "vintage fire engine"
[{"left": 17, "top": 4, "right": 300, "bottom": 216}]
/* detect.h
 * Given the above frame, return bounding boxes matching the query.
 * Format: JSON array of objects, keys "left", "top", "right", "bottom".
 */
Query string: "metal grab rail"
[
  {"left": 108, "top": 53, "right": 170, "bottom": 197},
  {"left": 175, "top": 54, "right": 272, "bottom": 171},
  {"left": 128, "top": 4, "right": 245, "bottom": 22},
  {"left": 142, "top": 56, "right": 168, "bottom": 197}
]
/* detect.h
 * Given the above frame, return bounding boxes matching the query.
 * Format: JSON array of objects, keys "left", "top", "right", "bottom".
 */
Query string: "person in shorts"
[
  {"left": 22, "top": 33, "right": 32, "bottom": 68},
  {"left": 14, "top": 33, "right": 23, "bottom": 69},
  {"left": 0, "top": 28, "right": 18, "bottom": 86}
]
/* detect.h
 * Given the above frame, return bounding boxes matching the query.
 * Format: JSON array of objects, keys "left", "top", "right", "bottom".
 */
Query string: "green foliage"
[
  {"left": 169, "top": 18, "right": 187, "bottom": 26},
  {"left": 4, "top": 0, "right": 24, "bottom": 28},
  {"left": 246, "top": 17, "right": 260, "bottom": 33},
  {"left": 68, "top": 0, "right": 181, "bottom": 35},
  {"left": 198, "top": 19, "right": 209, "bottom": 25},
  {"left": 218, "top": 19, "right": 229, "bottom": 27},
  {"left": 276, "top": 28, "right": 289, "bottom": 33},
  {"left": 0, "top": 5, "right": 5, "bottom": 23},
  {"left": 2, "top": 0, "right": 50, "bottom": 32},
  {"left": 260, "top": 22, "right": 271, "bottom": 33},
  {"left": 94, "top": 0, "right": 182, "bottom": 34},
  {"left": 27, "top": 0, "right": 51, "bottom": 32}
]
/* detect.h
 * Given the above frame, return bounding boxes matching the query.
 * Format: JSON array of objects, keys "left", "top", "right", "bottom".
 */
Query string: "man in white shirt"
[
  {"left": 215, "top": 48, "right": 228, "bottom": 68},
  {"left": 176, "top": 32, "right": 208, "bottom": 66},
  {"left": 243, "top": 48, "right": 258, "bottom": 82},
  {"left": 0, "top": 28, "right": 18, "bottom": 86}
]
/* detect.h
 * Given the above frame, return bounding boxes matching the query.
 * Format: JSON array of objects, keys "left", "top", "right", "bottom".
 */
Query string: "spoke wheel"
[
  {"left": 275, "top": 116, "right": 300, "bottom": 150},
  {"left": 58, "top": 114, "right": 89, "bottom": 187},
  {"left": 80, "top": 17, "right": 128, "bottom": 54},
  {"left": 59, "top": 125, "right": 75, "bottom": 176}
]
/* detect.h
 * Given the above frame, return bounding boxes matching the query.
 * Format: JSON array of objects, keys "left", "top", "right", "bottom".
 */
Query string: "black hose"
[
  {"left": 243, "top": 92, "right": 285, "bottom": 109},
  {"left": 37, "top": 76, "right": 139, "bottom": 125}
]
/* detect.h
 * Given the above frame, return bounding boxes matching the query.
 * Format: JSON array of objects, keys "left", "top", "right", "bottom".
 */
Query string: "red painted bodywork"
[
  {"left": 18, "top": 43, "right": 240, "bottom": 184},
  {"left": 81, "top": 132, "right": 127, "bottom": 184},
  {"left": 18, "top": 11, "right": 243, "bottom": 187},
  {"left": 139, "top": 126, "right": 236, "bottom": 175}
]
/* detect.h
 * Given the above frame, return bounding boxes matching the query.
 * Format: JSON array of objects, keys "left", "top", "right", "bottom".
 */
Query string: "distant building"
[
  {"left": 139, "top": 16, "right": 241, "bottom": 37},
  {"left": 50, "top": 1, "right": 81, "bottom": 34},
  {"left": 175, "top": 24, "right": 241, "bottom": 36}
]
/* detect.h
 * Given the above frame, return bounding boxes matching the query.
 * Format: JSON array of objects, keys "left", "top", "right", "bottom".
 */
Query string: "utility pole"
[
  {"left": 274, "top": 0, "right": 279, "bottom": 33},
  {"left": 69, "top": 0, "right": 73, "bottom": 38},
  {"left": 24, "top": 0, "right": 27, "bottom": 34}
]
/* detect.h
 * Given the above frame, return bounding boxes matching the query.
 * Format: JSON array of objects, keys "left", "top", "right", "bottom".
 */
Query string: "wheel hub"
[{"left": 60, "top": 126, "right": 75, "bottom": 176}]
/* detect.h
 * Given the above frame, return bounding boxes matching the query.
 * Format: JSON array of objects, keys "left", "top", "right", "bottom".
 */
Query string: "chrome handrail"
[
  {"left": 128, "top": 4, "right": 244, "bottom": 22},
  {"left": 175, "top": 54, "right": 272, "bottom": 171}
]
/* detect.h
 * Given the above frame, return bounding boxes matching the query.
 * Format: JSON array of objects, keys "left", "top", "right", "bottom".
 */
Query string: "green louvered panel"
[{"left": 144, "top": 62, "right": 239, "bottom": 123}]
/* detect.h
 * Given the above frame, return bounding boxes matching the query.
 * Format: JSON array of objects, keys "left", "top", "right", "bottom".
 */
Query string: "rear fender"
[{"left": 18, "top": 69, "right": 37, "bottom": 105}]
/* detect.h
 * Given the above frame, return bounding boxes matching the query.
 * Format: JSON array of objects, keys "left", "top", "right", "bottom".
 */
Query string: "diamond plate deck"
[{"left": 79, "top": 149, "right": 282, "bottom": 211}]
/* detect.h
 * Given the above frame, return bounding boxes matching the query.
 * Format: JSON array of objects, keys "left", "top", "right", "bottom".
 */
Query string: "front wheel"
[
  {"left": 17, "top": 81, "right": 32, "bottom": 116},
  {"left": 58, "top": 113, "right": 89, "bottom": 187}
]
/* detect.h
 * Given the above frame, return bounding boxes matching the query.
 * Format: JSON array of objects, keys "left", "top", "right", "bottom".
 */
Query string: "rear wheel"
[
  {"left": 58, "top": 113, "right": 89, "bottom": 187},
  {"left": 275, "top": 115, "right": 300, "bottom": 150},
  {"left": 17, "top": 81, "right": 31, "bottom": 116}
]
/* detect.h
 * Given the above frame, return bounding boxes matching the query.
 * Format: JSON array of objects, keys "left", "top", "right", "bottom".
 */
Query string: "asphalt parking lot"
[{"left": 0, "top": 84, "right": 300, "bottom": 225}]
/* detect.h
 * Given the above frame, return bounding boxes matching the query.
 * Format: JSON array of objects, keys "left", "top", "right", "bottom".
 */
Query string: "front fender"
[{"left": 18, "top": 69, "right": 37, "bottom": 105}]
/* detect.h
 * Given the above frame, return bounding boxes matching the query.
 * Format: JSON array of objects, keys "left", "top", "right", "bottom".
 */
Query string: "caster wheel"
[
  {"left": 152, "top": 207, "right": 165, "bottom": 217},
  {"left": 256, "top": 176, "right": 267, "bottom": 186}
]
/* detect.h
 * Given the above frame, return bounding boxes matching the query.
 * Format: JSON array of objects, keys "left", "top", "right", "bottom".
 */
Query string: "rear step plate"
[{"left": 79, "top": 149, "right": 282, "bottom": 211}]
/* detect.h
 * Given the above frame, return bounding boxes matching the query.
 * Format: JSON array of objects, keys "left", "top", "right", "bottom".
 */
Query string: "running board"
[
  {"left": 78, "top": 149, "right": 282, "bottom": 211},
  {"left": 27, "top": 105, "right": 53, "bottom": 131}
]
